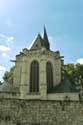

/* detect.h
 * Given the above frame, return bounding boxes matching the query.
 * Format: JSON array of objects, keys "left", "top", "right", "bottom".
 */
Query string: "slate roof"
[
  {"left": 54, "top": 78, "right": 78, "bottom": 93},
  {"left": 30, "top": 34, "right": 44, "bottom": 50}
]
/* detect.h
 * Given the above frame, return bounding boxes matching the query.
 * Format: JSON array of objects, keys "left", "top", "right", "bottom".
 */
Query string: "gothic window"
[
  {"left": 30, "top": 60, "right": 39, "bottom": 92},
  {"left": 46, "top": 61, "right": 53, "bottom": 92}
]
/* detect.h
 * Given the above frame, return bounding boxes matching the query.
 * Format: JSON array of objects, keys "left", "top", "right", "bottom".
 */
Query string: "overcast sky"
[{"left": 0, "top": 0, "right": 83, "bottom": 81}]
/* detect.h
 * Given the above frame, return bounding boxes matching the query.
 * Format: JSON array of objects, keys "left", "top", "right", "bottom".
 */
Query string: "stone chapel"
[
  {"left": 0, "top": 26, "right": 78, "bottom": 98},
  {"left": 13, "top": 26, "right": 65, "bottom": 99},
  {"left": 0, "top": 27, "right": 82, "bottom": 125}
]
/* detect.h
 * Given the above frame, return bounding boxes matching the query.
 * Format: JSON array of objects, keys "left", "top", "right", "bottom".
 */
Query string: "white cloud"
[
  {"left": 0, "top": 33, "right": 15, "bottom": 52},
  {"left": 76, "top": 58, "right": 83, "bottom": 64},
  {"left": 0, "top": 33, "right": 6, "bottom": 38},
  {"left": 7, "top": 36, "right": 14, "bottom": 42},
  {"left": 6, "top": 36, "right": 15, "bottom": 48},
  {"left": 1, "top": 52, "right": 10, "bottom": 59},
  {"left": 2, "top": 52, "right": 8, "bottom": 57},
  {"left": 2, "top": 53, "right": 6, "bottom": 57},
  {"left": 0, "top": 45, "right": 10, "bottom": 52},
  {"left": 0, "top": 33, "right": 15, "bottom": 44}
]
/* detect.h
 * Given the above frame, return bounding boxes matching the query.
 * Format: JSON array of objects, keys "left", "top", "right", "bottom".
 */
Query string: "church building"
[
  {"left": 0, "top": 27, "right": 82, "bottom": 125},
  {"left": 0, "top": 27, "right": 78, "bottom": 97},
  {"left": 13, "top": 26, "right": 64, "bottom": 99}
]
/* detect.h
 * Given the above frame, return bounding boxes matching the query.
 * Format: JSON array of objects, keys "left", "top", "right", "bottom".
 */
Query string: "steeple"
[
  {"left": 43, "top": 25, "right": 50, "bottom": 50},
  {"left": 30, "top": 26, "right": 50, "bottom": 50}
]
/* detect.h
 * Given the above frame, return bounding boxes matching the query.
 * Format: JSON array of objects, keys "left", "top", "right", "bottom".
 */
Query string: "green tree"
[
  {"left": 3, "top": 66, "right": 15, "bottom": 83},
  {"left": 65, "top": 63, "right": 83, "bottom": 90}
]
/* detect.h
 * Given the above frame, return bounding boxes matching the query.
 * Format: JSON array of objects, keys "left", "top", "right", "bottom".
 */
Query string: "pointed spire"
[
  {"left": 43, "top": 25, "right": 48, "bottom": 42},
  {"left": 43, "top": 25, "right": 50, "bottom": 50}
]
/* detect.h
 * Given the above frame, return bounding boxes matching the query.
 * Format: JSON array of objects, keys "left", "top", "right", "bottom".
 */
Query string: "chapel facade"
[{"left": 12, "top": 27, "right": 64, "bottom": 100}]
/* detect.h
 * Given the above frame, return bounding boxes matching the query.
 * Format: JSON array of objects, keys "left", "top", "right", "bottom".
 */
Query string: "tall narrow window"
[
  {"left": 30, "top": 60, "right": 39, "bottom": 92},
  {"left": 46, "top": 61, "right": 53, "bottom": 92}
]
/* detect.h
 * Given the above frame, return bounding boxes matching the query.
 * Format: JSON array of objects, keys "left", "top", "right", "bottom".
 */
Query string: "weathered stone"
[{"left": 0, "top": 99, "right": 82, "bottom": 125}]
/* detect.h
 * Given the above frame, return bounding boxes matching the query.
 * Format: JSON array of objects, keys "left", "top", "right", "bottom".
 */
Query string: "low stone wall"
[
  {"left": 47, "top": 93, "right": 79, "bottom": 101},
  {"left": 0, "top": 92, "right": 81, "bottom": 101},
  {"left": 0, "top": 98, "right": 83, "bottom": 125}
]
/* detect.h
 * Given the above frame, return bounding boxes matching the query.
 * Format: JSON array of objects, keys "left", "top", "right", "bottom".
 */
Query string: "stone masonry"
[{"left": 0, "top": 98, "right": 83, "bottom": 125}]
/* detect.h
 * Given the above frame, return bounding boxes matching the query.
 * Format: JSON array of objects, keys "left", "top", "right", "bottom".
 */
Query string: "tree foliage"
[
  {"left": 3, "top": 66, "right": 15, "bottom": 82},
  {"left": 65, "top": 63, "right": 83, "bottom": 88}
]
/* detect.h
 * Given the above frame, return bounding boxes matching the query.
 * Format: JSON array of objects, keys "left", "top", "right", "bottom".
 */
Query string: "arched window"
[
  {"left": 30, "top": 60, "right": 39, "bottom": 92},
  {"left": 46, "top": 61, "right": 53, "bottom": 92}
]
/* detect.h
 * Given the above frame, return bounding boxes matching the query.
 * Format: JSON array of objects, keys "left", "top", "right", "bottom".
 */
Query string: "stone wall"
[{"left": 0, "top": 98, "right": 83, "bottom": 125}]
